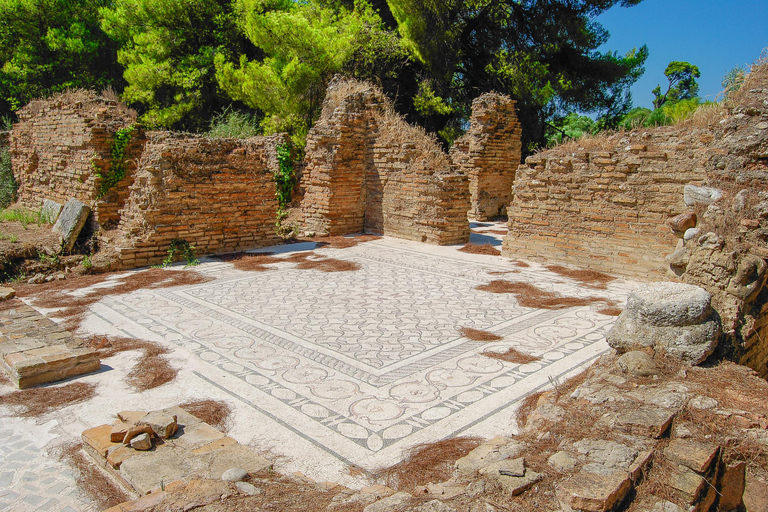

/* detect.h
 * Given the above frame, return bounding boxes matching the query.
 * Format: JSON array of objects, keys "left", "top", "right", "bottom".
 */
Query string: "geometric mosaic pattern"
[{"left": 91, "top": 236, "right": 635, "bottom": 470}]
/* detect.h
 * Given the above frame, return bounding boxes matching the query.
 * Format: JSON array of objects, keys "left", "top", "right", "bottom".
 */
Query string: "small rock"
[
  {"left": 478, "top": 457, "right": 526, "bottom": 478},
  {"left": 28, "top": 274, "right": 45, "bottom": 284},
  {"left": 666, "top": 212, "right": 696, "bottom": 234},
  {"left": 0, "top": 287, "right": 16, "bottom": 300},
  {"left": 44, "top": 275, "right": 55, "bottom": 282},
  {"left": 413, "top": 500, "right": 457, "bottom": 512},
  {"left": 548, "top": 451, "right": 579, "bottom": 472},
  {"left": 130, "top": 433, "right": 152, "bottom": 451},
  {"left": 732, "top": 189, "right": 750, "bottom": 212},
  {"left": 222, "top": 467, "right": 249, "bottom": 482},
  {"left": 363, "top": 492, "right": 412, "bottom": 512},
  {"left": 466, "top": 480, "right": 485, "bottom": 498},
  {"left": 688, "top": 395, "right": 718, "bottom": 410},
  {"left": 683, "top": 227, "right": 701, "bottom": 242},
  {"left": 122, "top": 425, "right": 153, "bottom": 444},
  {"left": 674, "top": 424, "right": 692, "bottom": 439},
  {"left": 684, "top": 185, "right": 722, "bottom": 207},
  {"left": 616, "top": 351, "right": 658, "bottom": 377},
  {"left": 235, "top": 481, "right": 262, "bottom": 496},
  {"left": 142, "top": 411, "right": 178, "bottom": 439}
]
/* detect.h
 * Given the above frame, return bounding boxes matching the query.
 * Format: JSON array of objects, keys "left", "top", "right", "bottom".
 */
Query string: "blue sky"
[{"left": 597, "top": 0, "right": 768, "bottom": 109}]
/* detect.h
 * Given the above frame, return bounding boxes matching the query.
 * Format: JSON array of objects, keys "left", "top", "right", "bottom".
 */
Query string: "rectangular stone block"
[{"left": 52, "top": 198, "right": 91, "bottom": 252}]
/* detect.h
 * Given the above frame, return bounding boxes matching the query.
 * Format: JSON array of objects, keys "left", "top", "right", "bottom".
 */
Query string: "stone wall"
[
  {"left": 10, "top": 90, "right": 145, "bottom": 227},
  {"left": 113, "top": 132, "right": 284, "bottom": 268},
  {"left": 503, "top": 127, "right": 714, "bottom": 278},
  {"left": 450, "top": 93, "right": 522, "bottom": 220},
  {"left": 301, "top": 79, "right": 470, "bottom": 245}
]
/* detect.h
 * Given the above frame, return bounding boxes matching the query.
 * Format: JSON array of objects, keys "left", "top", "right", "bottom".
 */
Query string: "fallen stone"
[
  {"left": 664, "top": 439, "right": 719, "bottom": 473},
  {"left": 52, "top": 198, "right": 91, "bottom": 252},
  {"left": 327, "top": 490, "right": 377, "bottom": 510},
  {"left": 718, "top": 461, "right": 745, "bottom": 511},
  {"left": 615, "top": 405, "right": 676, "bottom": 438},
  {"left": 122, "top": 425, "right": 153, "bottom": 445},
  {"left": 0, "top": 287, "right": 15, "bottom": 300},
  {"left": 41, "top": 199, "right": 63, "bottom": 224},
  {"left": 732, "top": 189, "right": 750, "bottom": 212},
  {"left": 684, "top": 185, "right": 723, "bottom": 207},
  {"left": 455, "top": 437, "right": 523, "bottom": 475},
  {"left": 363, "top": 491, "right": 412, "bottom": 512},
  {"left": 616, "top": 351, "right": 659, "bottom": 377},
  {"left": 573, "top": 440, "right": 638, "bottom": 469},
  {"left": 82, "top": 424, "right": 120, "bottom": 458},
  {"left": 666, "top": 212, "right": 697, "bottom": 234},
  {"left": 496, "top": 469, "right": 542, "bottom": 496},
  {"left": 666, "top": 246, "right": 689, "bottom": 275},
  {"left": 130, "top": 433, "right": 152, "bottom": 451},
  {"left": 106, "top": 445, "right": 139, "bottom": 469},
  {"left": 111, "top": 422, "right": 133, "bottom": 443},
  {"left": 142, "top": 411, "right": 178, "bottom": 439},
  {"left": 413, "top": 500, "right": 457, "bottom": 512},
  {"left": 668, "top": 467, "right": 706, "bottom": 504},
  {"left": 683, "top": 227, "right": 701, "bottom": 242},
  {"left": 235, "top": 481, "right": 262, "bottom": 496},
  {"left": 698, "top": 231, "right": 724, "bottom": 250},
  {"left": 622, "top": 282, "right": 712, "bottom": 327},
  {"left": 172, "top": 421, "right": 226, "bottom": 450},
  {"left": 560, "top": 468, "right": 632, "bottom": 512},
  {"left": 617, "top": 321, "right": 720, "bottom": 364},
  {"left": 478, "top": 457, "right": 526, "bottom": 478},
  {"left": 548, "top": 451, "right": 579, "bottom": 472},
  {"left": 221, "top": 467, "right": 249, "bottom": 482},
  {"left": 27, "top": 274, "right": 45, "bottom": 285}
]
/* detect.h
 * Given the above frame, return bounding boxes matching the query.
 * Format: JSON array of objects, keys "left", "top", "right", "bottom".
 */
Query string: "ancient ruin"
[
  {"left": 1, "top": 61, "right": 768, "bottom": 512},
  {"left": 300, "top": 79, "right": 470, "bottom": 245},
  {"left": 451, "top": 93, "right": 522, "bottom": 220}
]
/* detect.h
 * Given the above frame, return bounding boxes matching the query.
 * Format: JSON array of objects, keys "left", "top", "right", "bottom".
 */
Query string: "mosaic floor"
[{"left": 86, "top": 228, "right": 636, "bottom": 470}]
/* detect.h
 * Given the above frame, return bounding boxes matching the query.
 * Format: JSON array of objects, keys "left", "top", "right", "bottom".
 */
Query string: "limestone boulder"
[
  {"left": 607, "top": 282, "right": 720, "bottom": 365},
  {"left": 52, "top": 198, "right": 91, "bottom": 252},
  {"left": 683, "top": 185, "right": 723, "bottom": 207}
]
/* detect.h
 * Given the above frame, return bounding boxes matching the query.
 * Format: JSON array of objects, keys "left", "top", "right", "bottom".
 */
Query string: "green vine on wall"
[
  {"left": 155, "top": 239, "right": 199, "bottom": 268},
  {"left": 94, "top": 124, "right": 135, "bottom": 197},
  {"left": 274, "top": 142, "right": 295, "bottom": 235}
]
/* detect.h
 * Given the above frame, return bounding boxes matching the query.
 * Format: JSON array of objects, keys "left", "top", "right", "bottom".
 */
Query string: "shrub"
[
  {"left": 0, "top": 147, "right": 17, "bottom": 208},
  {"left": 207, "top": 108, "right": 261, "bottom": 139}
]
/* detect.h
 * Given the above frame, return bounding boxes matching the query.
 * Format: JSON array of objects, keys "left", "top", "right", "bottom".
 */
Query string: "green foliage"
[
  {"left": 208, "top": 107, "right": 261, "bottom": 139},
  {"left": 619, "top": 98, "right": 702, "bottom": 129},
  {"left": 0, "top": 208, "right": 43, "bottom": 228},
  {"left": 82, "top": 254, "right": 92, "bottom": 272},
  {"left": 619, "top": 107, "right": 652, "bottom": 129},
  {"left": 383, "top": 0, "right": 648, "bottom": 151},
  {"left": 413, "top": 80, "right": 453, "bottom": 117},
  {"left": 101, "top": 0, "right": 248, "bottom": 130},
  {"left": 545, "top": 113, "right": 597, "bottom": 146},
  {"left": 94, "top": 125, "right": 135, "bottom": 197},
  {"left": 156, "top": 239, "right": 199, "bottom": 268},
  {"left": 275, "top": 142, "right": 294, "bottom": 210},
  {"left": 722, "top": 64, "right": 747, "bottom": 100},
  {"left": 0, "top": 0, "right": 121, "bottom": 119},
  {"left": 0, "top": 146, "right": 16, "bottom": 208},
  {"left": 215, "top": 0, "right": 381, "bottom": 145},
  {"left": 652, "top": 61, "right": 700, "bottom": 109}
]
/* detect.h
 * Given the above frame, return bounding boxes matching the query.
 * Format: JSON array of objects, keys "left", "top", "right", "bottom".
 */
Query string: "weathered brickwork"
[
  {"left": 10, "top": 90, "right": 145, "bottom": 227},
  {"left": 450, "top": 93, "right": 522, "bottom": 220},
  {"left": 301, "top": 79, "right": 470, "bottom": 245},
  {"left": 114, "top": 132, "right": 284, "bottom": 268},
  {"left": 503, "top": 127, "right": 714, "bottom": 278}
]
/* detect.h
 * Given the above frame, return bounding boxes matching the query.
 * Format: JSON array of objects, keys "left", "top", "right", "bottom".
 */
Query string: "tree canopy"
[
  {"left": 0, "top": 0, "right": 651, "bottom": 150},
  {"left": 652, "top": 60, "right": 700, "bottom": 109}
]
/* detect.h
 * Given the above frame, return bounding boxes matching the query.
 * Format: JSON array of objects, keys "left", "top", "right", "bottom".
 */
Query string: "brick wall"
[
  {"left": 300, "top": 79, "right": 470, "bottom": 245},
  {"left": 503, "top": 127, "right": 715, "bottom": 278},
  {"left": 10, "top": 90, "right": 144, "bottom": 227},
  {"left": 450, "top": 93, "right": 522, "bottom": 220},
  {"left": 113, "top": 132, "right": 284, "bottom": 268}
]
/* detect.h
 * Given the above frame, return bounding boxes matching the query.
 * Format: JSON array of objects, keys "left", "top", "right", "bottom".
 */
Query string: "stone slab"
[
  {"left": 560, "top": 469, "right": 633, "bottom": 512},
  {"left": 615, "top": 405, "right": 676, "bottom": 438},
  {"left": 664, "top": 439, "right": 719, "bottom": 474},
  {"left": 52, "top": 198, "right": 91, "bottom": 252},
  {"left": 41, "top": 199, "right": 63, "bottom": 224}
]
